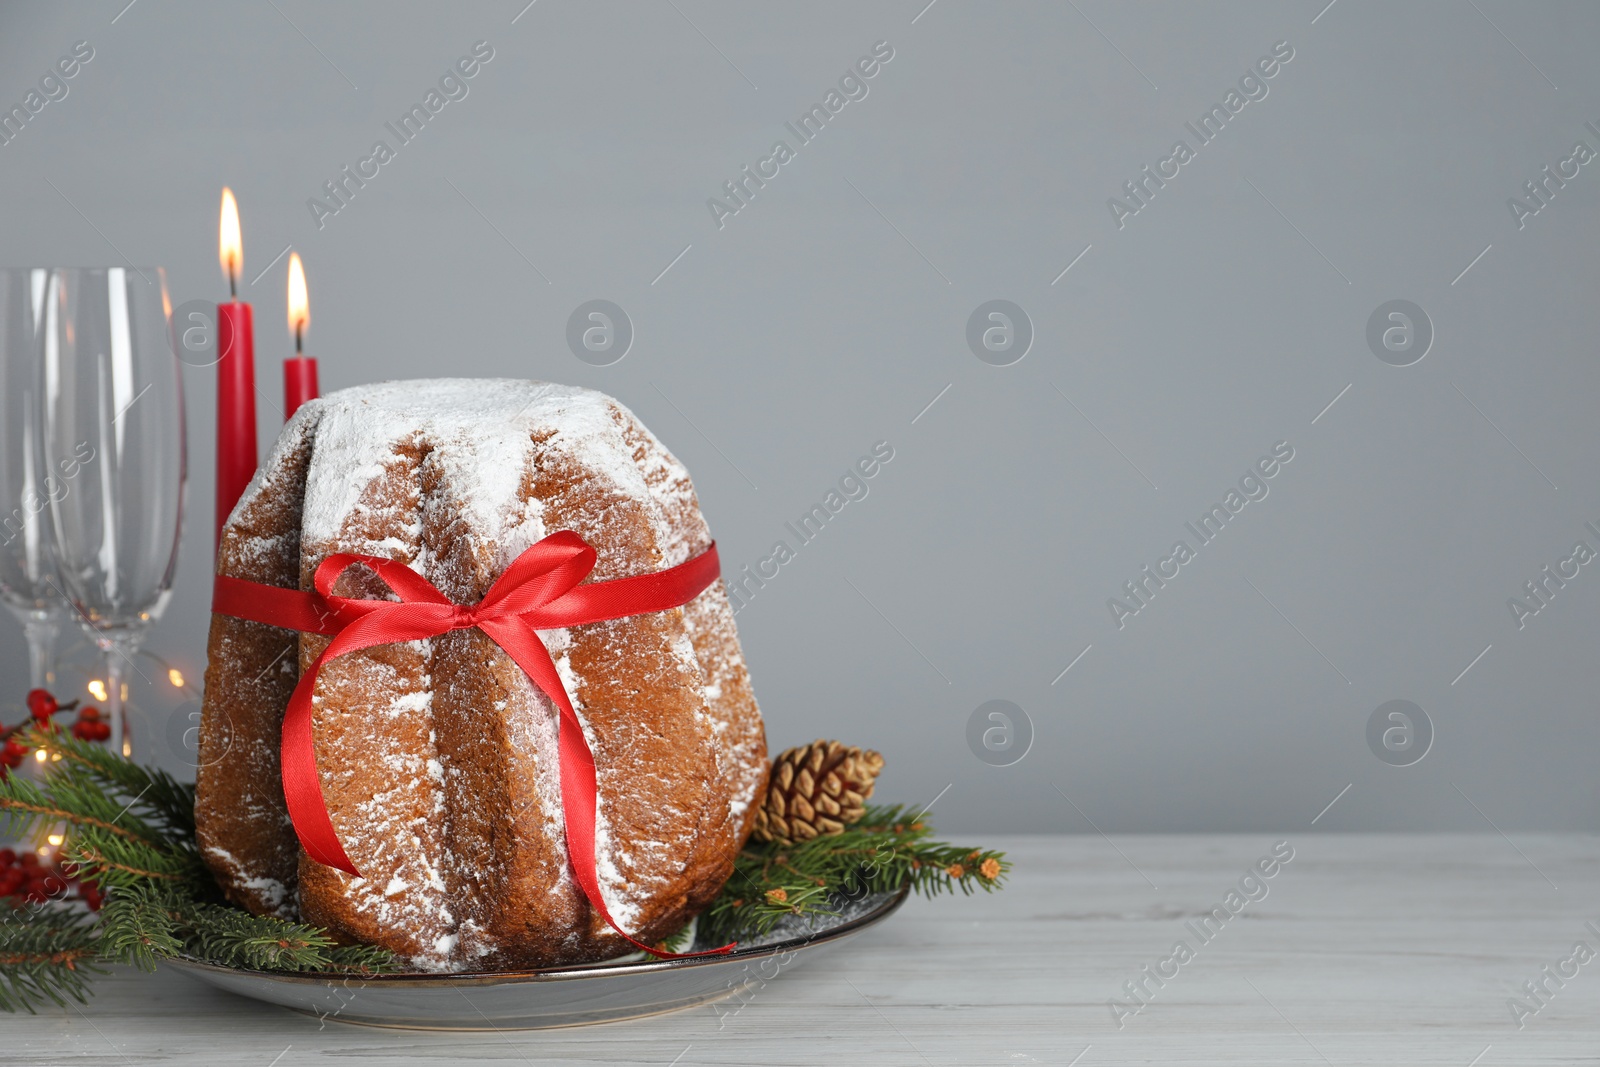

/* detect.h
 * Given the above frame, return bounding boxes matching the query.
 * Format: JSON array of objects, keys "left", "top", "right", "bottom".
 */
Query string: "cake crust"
[{"left": 196, "top": 406, "right": 320, "bottom": 919}]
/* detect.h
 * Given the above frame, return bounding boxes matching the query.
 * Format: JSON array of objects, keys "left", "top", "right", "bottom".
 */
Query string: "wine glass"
[
  {"left": 0, "top": 268, "right": 66, "bottom": 693},
  {"left": 36, "top": 267, "right": 186, "bottom": 756}
]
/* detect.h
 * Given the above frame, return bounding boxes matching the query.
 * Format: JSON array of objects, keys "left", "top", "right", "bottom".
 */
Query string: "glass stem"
[
  {"left": 22, "top": 609, "right": 61, "bottom": 690},
  {"left": 98, "top": 633, "right": 137, "bottom": 759}
]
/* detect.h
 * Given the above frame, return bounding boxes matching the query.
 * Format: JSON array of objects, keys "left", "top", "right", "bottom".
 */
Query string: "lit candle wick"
[
  {"left": 219, "top": 186, "right": 243, "bottom": 301},
  {"left": 287, "top": 251, "right": 309, "bottom": 351}
]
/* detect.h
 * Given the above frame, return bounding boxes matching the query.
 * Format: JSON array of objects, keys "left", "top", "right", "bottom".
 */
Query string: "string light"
[
  {"left": 87, "top": 679, "right": 107, "bottom": 701},
  {"left": 168, "top": 668, "right": 185, "bottom": 688}
]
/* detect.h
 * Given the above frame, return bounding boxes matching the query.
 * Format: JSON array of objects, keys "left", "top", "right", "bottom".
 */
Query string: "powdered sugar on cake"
[{"left": 201, "top": 379, "right": 766, "bottom": 971}]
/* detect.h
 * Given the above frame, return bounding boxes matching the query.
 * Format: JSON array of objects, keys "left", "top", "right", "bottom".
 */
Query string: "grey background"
[{"left": 1, "top": 0, "right": 1595, "bottom": 834}]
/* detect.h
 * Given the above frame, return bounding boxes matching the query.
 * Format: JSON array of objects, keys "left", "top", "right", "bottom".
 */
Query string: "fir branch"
[
  {"left": 94, "top": 883, "right": 395, "bottom": 976},
  {"left": 700, "top": 804, "right": 1008, "bottom": 944},
  {"left": 0, "top": 766, "right": 164, "bottom": 847},
  {"left": 323, "top": 943, "right": 398, "bottom": 974},
  {"left": 96, "top": 884, "right": 184, "bottom": 971},
  {"left": 1, "top": 737, "right": 399, "bottom": 1006},
  {"left": 65, "top": 828, "right": 206, "bottom": 893},
  {"left": 0, "top": 903, "right": 105, "bottom": 1013},
  {"left": 20, "top": 726, "right": 195, "bottom": 842},
  {"left": 180, "top": 900, "right": 394, "bottom": 974}
]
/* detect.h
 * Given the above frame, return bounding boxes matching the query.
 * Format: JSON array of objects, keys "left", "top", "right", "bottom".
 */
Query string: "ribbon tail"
[
  {"left": 279, "top": 606, "right": 458, "bottom": 877},
  {"left": 483, "top": 617, "right": 734, "bottom": 959},
  {"left": 281, "top": 651, "right": 359, "bottom": 875}
]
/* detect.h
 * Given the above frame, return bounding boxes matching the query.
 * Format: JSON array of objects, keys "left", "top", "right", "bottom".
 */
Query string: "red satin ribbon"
[{"left": 212, "top": 531, "right": 731, "bottom": 959}]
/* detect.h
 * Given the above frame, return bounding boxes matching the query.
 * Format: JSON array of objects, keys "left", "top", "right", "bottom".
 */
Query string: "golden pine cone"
[{"left": 751, "top": 740, "right": 884, "bottom": 845}]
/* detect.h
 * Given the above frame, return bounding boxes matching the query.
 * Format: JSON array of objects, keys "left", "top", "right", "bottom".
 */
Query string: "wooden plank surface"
[{"left": 7, "top": 834, "right": 1597, "bottom": 1065}]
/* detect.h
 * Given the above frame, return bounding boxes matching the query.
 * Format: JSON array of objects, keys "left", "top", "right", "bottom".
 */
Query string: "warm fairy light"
[
  {"left": 168, "top": 668, "right": 185, "bottom": 688},
  {"left": 122, "top": 739, "right": 132, "bottom": 758},
  {"left": 286, "top": 252, "right": 309, "bottom": 352},
  {"left": 87, "top": 679, "right": 107, "bottom": 701},
  {"left": 219, "top": 187, "right": 243, "bottom": 295},
  {"left": 46, "top": 834, "right": 62, "bottom": 847},
  {"left": 33, "top": 749, "right": 46, "bottom": 763}
]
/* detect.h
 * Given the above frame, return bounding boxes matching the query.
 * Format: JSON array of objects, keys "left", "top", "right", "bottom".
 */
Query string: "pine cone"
[{"left": 752, "top": 740, "right": 884, "bottom": 845}]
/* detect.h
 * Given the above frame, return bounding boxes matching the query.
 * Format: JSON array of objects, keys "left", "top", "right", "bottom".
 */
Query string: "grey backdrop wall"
[{"left": 2, "top": 0, "right": 1596, "bottom": 833}]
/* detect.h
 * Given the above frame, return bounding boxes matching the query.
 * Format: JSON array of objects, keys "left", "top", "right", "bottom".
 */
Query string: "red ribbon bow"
[{"left": 212, "top": 531, "right": 730, "bottom": 958}]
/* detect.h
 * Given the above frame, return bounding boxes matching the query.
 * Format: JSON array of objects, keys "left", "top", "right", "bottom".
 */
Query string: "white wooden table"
[{"left": 9, "top": 834, "right": 1597, "bottom": 1065}]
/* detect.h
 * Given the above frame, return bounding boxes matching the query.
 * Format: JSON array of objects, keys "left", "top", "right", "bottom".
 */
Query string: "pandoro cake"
[{"left": 195, "top": 379, "right": 767, "bottom": 970}]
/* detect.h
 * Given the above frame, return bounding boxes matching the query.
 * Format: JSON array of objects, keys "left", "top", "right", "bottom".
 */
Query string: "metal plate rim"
[{"left": 161, "top": 884, "right": 910, "bottom": 990}]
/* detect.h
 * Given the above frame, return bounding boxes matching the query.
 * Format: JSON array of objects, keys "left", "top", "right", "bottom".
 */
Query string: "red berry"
[
  {"left": 0, "top": 849, "right": 14, "bottom": 868},
  {"left": 70, "top": 706, "right": 112, "bottom": 743},
  {"left": 26, "top": 688, "right": 58, "bottom": 721},
  {"left": 18, "top": 853, "right": 39, "bottom": 868},
  {"left": 0, "top": 870, "right": 21, "bottom": 896}
]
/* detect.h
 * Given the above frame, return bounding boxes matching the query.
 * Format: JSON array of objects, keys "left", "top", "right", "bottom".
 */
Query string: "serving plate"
[{"left": 164, "top": 886, "right": 909, "bottom": 1030}]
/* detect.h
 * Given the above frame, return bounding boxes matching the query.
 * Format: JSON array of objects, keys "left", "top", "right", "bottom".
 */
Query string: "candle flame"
[
  {"left": 219, "top": 187, "right": 243, "bottom": 290},
  {"left": 287, "top": 252, "right": 309, "bottom": 345}
]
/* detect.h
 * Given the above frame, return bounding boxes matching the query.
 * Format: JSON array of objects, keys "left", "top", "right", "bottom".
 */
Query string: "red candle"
[
  {"left": 216, "top": 187, "right": 258, "bottom": 550},
  {"left": 283, "top": 252, "right": 319, "bottom": 419}
]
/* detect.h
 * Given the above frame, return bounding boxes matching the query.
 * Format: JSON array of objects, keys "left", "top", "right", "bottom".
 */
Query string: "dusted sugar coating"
[
  {"left": 196, "top": 408, "right": 320, "bottom": 919},
  {"left": 195, "top": 380, "right": 767, "bottom": 970}
]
